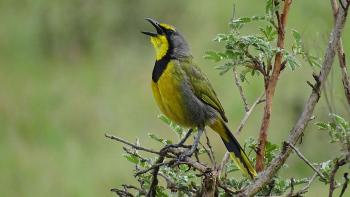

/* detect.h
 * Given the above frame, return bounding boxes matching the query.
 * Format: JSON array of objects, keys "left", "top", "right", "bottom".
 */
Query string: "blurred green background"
[{"left": 1, "top": 0, "right": 349, "bottom": 196}]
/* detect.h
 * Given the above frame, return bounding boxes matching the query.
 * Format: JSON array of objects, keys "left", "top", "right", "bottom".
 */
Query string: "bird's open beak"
[{"left": 141, "top": 18, "right": 163, "bottom": 37}]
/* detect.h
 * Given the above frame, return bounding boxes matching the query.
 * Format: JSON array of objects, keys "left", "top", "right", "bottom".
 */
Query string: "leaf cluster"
[{"left": 204, "top": 0, "right": 321, "bottom": 81}]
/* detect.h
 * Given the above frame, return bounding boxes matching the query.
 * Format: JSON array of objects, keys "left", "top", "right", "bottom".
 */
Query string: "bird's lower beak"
[{"left": 141, "top": 18, "right": 163, "bottom": 37}]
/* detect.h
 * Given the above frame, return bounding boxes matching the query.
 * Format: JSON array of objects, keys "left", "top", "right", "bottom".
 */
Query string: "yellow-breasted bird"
[{"left": 142, "top": 18, "right": 257, "bottom": 179}]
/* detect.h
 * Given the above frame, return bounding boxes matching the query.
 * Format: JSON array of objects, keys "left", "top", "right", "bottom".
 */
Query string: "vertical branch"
[
  {"left": 256, "top": 0, "right": 293, "bottom": 172},
  {"left": 330, "top": 0, "right": 350, "bottom": 106}
]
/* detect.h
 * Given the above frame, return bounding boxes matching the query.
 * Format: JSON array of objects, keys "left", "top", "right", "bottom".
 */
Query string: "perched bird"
[{"left": 142, "top": 18, "right": 257, "bottom": 179}]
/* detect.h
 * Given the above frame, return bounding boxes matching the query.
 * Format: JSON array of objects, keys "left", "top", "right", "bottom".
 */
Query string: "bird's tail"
[{"left": 209, "top": 119, "right": 257, "bottom": 179}]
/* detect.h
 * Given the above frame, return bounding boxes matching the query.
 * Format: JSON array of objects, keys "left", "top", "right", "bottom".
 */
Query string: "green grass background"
[{"left": 1, "top": 0, "right": 350, "bottom": 196}]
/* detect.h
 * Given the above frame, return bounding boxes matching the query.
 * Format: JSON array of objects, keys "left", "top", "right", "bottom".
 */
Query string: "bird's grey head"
[{"left": 142, "top": 18, "right": 191, "bottom": 60}]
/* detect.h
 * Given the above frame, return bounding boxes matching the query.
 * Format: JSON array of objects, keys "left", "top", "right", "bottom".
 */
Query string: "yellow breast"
[{"left": 151, "top": 61, "right": 194, "bottom": 127}]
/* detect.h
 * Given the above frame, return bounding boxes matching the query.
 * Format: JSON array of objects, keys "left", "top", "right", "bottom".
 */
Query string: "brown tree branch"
[
  {"left": 331, "top": 0, "right": 350, "bottom": 106},
  {"left": 238, "top": 2, "right": 350, "bottom": 195},
  {"left": 256, "top": 0, "right": 293, "bottom": 172},
  {"left": 329, "top": 158, "right": 347, "bottom": 197}
]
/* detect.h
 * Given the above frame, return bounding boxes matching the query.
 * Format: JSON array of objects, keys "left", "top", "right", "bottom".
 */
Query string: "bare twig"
[
  {"left": 238, "top": 3, "right": 350, "bottom": 195},
  {"left": 111, "top": 188, "right": 134, "bottom": 197},
  {"left": 330, "top": 0, "right": 350, "bottom": 106},
  {"left": 285, "top": 142, "right": 326, "bottom": 180},
  {"left": 105, "top": 133, "right": 160, "bottom": 155},
  {"left": 340, "top": 172, "right": 349, "bottom": 197},
  {"left": 218, "top": 180, "right": 238, "bottom": 194},
  {"left": 288, "top": 178, "right": 295, "bottom": 197},
  {"left": 204, "top": 130, "right": 216, "bottom": 165},
  {"left": 135, "top": 161, "right": 171, "bottom": 177},
  {"left": 218, "top": 151, "right": 230, "bottom": 178},
  {"left": 329, "top": 158, "right": 347, "bottom": 197},
  {"left": 256, "top": 0, "right": 293, "bottom": 172},
  {"left": 233, "top": 67, "right": 250, "bottom": 112},
  {"left": 293, "top": 173, "right": 318, "bottom": 196},
  {"left": 236, "top": 93, "right": 266, "bottom": 135}
]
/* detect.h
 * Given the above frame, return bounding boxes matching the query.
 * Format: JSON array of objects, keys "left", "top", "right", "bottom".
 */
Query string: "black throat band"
[{"left": 152, "top": 55, "right": 170, "bottom": 82}]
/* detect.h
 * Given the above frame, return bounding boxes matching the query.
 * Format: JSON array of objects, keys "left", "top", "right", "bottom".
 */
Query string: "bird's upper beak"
[{"left": 141, "top": 18, "right": 163, "bottom": 37}]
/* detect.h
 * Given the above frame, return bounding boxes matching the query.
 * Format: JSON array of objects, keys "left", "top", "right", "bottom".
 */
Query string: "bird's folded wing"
[{"left": 182, "top": 62, "right": 228, "bottom": 122}]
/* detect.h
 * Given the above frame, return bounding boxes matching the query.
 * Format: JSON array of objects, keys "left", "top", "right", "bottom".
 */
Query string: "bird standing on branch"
[{"left": 142, "top": 18, "right": 257, "bottom": 179}]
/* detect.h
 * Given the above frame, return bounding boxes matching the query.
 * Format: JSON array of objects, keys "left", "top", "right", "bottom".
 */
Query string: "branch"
[
  {"left": 330, "top": 0, "right": 350, "bottom": 106},
  {"left": 285, "top": 142, "right": 326, "bottom": 180},
  {"left": 105, "top": 133, "right": 160, "bottom": 155},
  {"left": 292, "top": 172, "right": 318, "bottom": 196},
  {"left": 329, "top": 158, "right": 347, "bottom": 197},
  {"left": 340, "top": 172, "right": 349, "bottom": 197},
  {"left": 236, "top": 93, "right": 265, "bottom": 135},
  {"left": 238, "top": 2, "right": 350, "bottom": 195},
  {"left": 233, "top": 67, "right": 250, "bottom": 112},
  {"left": 256, "top": 0, "right": 293, "bottom": 172}
]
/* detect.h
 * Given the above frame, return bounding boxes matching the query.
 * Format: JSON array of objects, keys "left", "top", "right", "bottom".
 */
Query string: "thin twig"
[
  {"left": 135, "top": 161, "right": 172, "bottom": 177},
  {"left": 329, "top": 158, "right": 347, "bottom": 197},
  {"left": 105, "top": 133, "right": 160, "bottom": 155},
  {"left": 285, "top": 142, "right": 326, "bottom": 180},
  {"left": 218, "top": 151, "right": 230, "bottom": 178},
  {"left": 218, "top": 180, "right": 238, "bottom": 194},
  {"left": 233, "top": 67, "right": 250, "bottom": 112},
  {"left": 236, "top": 92, "right": 265, "bottom": 135},
  {"left": 293, "top": 172, "right": 318, "bottom": 196},
  {"left": 288, "top": 178, "right": 295, "bottom": 197},
  {"left": 204, "top": 130, "right": 216, "bottom": 165},
  {"left": 330, "top": 0, "right": 350, "bottom": 107},
  {"left": 340, "top": 172, "right": 349, "bottom": 197}
]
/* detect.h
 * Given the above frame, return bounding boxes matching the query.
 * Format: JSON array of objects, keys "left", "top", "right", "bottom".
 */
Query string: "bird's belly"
[{"left": 151, "top": 66, "right": 198, "bottom": 127}]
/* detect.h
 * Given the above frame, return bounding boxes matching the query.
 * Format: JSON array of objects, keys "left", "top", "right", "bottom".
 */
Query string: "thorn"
[
  {"left": 306, "top": 81, "right": 315, "bottom": 90},
  {"left": 339, "top": 0, "right": 346, "bottom": 10}
]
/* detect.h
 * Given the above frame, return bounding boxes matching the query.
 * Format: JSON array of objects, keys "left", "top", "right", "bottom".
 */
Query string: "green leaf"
[
  {"left": 291, "top": 29, "right": 303, "bottom": 55},
  {"left": 158, "top": 114, "right": 171, "bottom": 125},
  {"left": 204, "top": 51, "right": 222, "bottom": 62},
  {"left": 213, "top": 33, "right": 229, "bottom": 42},
  {"left": 259, "top": 25, "right": 277, "bottom": 41},
  {"left": 315, "top": 122, "right": 330, "bottom": 130},
  {"left": 148, "top": 133, "right": 172, "bottom": 145},
  {"left": 331, "top": 113, "right": 348, "bottom": 130},
  {"left": 123, "top": 154, "right": 139, "bottom": 164}
]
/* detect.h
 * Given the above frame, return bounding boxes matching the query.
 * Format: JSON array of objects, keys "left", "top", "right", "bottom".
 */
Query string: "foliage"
[
  {"left": 204, "top": 0, "right": 321, "bottom": 81},
  {"left": 315, "top": 114, "right": 350, "bottom": 185}
]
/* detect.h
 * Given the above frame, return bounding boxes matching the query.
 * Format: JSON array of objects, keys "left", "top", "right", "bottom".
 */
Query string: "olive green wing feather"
[{"left": 182, "top": 62, "right": 228, "bottom": 122}]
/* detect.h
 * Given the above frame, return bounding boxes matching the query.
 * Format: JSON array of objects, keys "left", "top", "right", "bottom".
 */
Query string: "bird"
[{"left": 142, "top": 18, "right": 257, "bottom": 179}]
